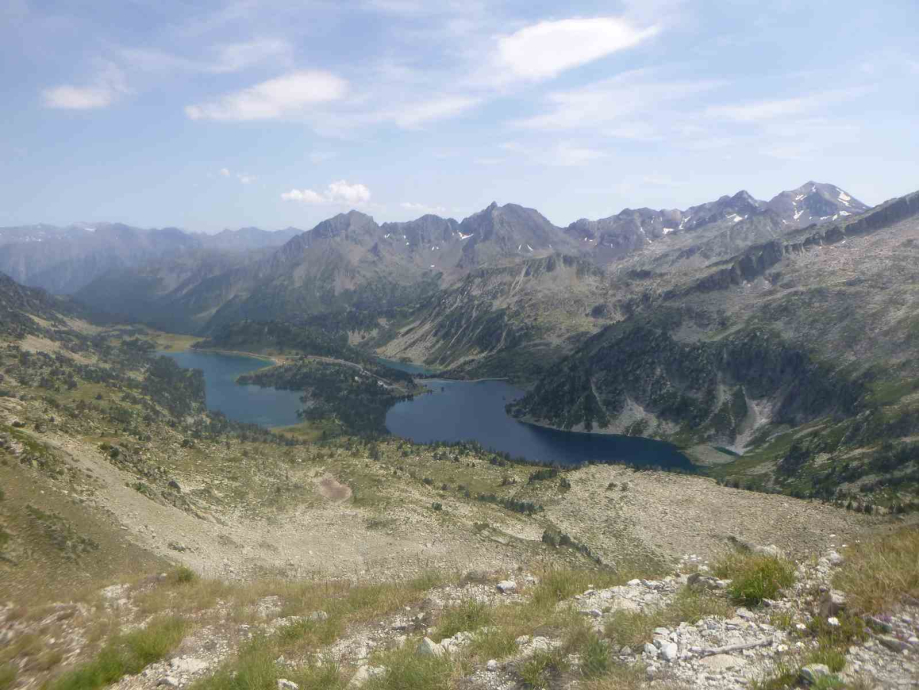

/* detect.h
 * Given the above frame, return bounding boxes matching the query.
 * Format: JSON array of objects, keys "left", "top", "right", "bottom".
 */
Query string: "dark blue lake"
[
  {"left": 385, "top": 379, "right": 693, "bottom": 470},
  {"left": 162, "top": 351, "right": 691, "bottom": 469},
  {"left": 159, "top": 351, "right": 303, "bottom": 427}
]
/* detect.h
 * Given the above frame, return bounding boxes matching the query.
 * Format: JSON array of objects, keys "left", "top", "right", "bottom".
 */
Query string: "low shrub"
[{"left": 713, "top": 552, "right": 795, "bottom": 606}]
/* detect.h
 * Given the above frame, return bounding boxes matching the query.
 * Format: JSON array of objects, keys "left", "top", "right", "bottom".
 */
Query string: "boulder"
[
  {"left": 348, "top": 665, "right": 385, "bottom": 688},
  {"left": 754, "top": 544, "right": 785, "bottom": 559},
  {"left": 661, "top": 643, "right": 678, "bottom": 661},
  {"left": 157, "top": 678, "right": 179, "bottom": 688},
  {"left": 799, "top": 664, "right": 830, "bottom": 685},
  {"left": 530, "top": 637, "right": 552, "bottom": 654},
  {"left": 416, "top": 637, "right": 444, "bottom": 658},
  {"left": 818, "top": 590, "right": 846, "bottom": 618},
  {"left": 277, "top": 680, "right": 299, "bottom": 690},
  {"left": 486, "top": 659, "right": 498, "bottom": 672},
  {"left": 496, "top": 580, "right": 517, "bottom": 594},
  {"left": 877, "top": 635, "right": 910, "bottom": 653}
]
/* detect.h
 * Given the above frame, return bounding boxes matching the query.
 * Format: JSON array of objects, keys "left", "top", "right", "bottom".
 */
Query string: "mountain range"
[
  {"left": 0, "top": 222, "right": 301, "bottom": 295},
  {"left": 3, "top": 180, "right": 917, "bottom": 500}
]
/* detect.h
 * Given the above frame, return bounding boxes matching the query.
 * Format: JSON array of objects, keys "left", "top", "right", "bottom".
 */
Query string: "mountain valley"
[{"left": 2, "top": 181, "right": 918, "bottom": 690}]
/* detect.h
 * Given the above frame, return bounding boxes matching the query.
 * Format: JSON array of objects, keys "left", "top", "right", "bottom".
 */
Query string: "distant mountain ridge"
[
  {"left": 0, "top": 222, "right": 304, "bottom": 295},
  {"left": 4, "top": 181, "right": 871, "bottom": 337}
]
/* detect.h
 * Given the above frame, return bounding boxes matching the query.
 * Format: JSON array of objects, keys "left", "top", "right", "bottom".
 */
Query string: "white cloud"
[
  {"left": 501, "top": 141, "right": 606, "bottom": 167},
  {"left": 122, "top": 38, "right": 292, "bottom": 75},
  {"left": 282, "top": 180, "right": 371, "bottom": 205},
  {"left": 185, "top": 70, "right": 348, "bottom": 121},
  {"left": 281, "top": 189, "right": 326, "bottom": 203},
  {"left": 705, "top": 96, "right": 818, "bottom": 123},
  {"left": 391, "top": 96, "right": 481, "bottom": 128},
  {"left": 219, "top": 167, "right": 231, "bottom": 177},
  {"left": 705, "top": 89, "right": 868, "bottom": 122},
  {"left": 552, "top": 143, "right": 606, "bottom": 167},
  {"left": 400, "top": 201, "right": 448, "bottom": 214},
  {"left": 603, "top": 122, "right": 662, "bottom": 141},
  {"left": 514, "top": 72, "right": 723, "bottom": 130},
  {"left": 42, "top": 62, "right": 128, "bottom": 110},
  {"left": 237, "top": 173, "right": 256, "bottom": 184},
  {"left": 496, "top": 17, "right": 658, "bottom": 81},
  {"left": 210, "top": 39, "right": 292, "bottom": 73}
]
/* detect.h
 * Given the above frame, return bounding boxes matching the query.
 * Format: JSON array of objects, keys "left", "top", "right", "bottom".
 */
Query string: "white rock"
[
  {"left": 530, "top": 637, "right": 552, "bottom": 653},
  {"left": 818, "top": 590, "right": 846, "bottom": 618},
  {"left": 277, "top": 680, "right": 299, "bottom": 690},
  {"left": 699, "top": 654, "right": 745, "bottom": 671},
  {"left": 661, "top": 642, "right": 678, "bottom": 661},
  {"left": 827, "top": 617, "right": 840, "bottom": 627},
  {"left": 643, "top": 643, "right": 659, "bottom": 656},
  {"left": 496, "top": 580, "right": 517, "bottom": 594},
  {"left": 799, "top": 664, "right": 830, "bottom": 684},
  {"left": 754, "top": 544, "right": 785, "bottom": 559},
  {"left": 170, "top": 657, "right": 209, "bottom": 674},
  {"left": 486, "top": 659, "right": 498, "bottom": 672},
  {"left": 157, "top": 678, "right": 179, "bottom": 688},
  {"left": 348, "top": 665, "right": 385, "bottom": 688},
  {"left": 416, "top": 637, "right": 444, "bottom": 658}
]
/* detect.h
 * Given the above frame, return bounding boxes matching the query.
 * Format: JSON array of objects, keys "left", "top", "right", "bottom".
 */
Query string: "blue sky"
[{"left": 2, "top": 0, "right": 917, "bottom": 233}]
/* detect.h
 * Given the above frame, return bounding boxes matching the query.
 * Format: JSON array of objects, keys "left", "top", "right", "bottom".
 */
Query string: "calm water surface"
[
  {"left": 160, "top": 350, "right": 302, "bottom": 427},
  {"left": 386, "top": 379, "right": 692, "bottom": 470},
  {"left": 375, "top": 357, "right": 438, "bottom": 375},
  {"left": 163, "top": 351, "right": 691, "bottom": 468}
]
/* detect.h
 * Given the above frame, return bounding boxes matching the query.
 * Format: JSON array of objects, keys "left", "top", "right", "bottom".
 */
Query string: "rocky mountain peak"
[{"left": 766, "top": 182, "right": 870, "bottom": 228}]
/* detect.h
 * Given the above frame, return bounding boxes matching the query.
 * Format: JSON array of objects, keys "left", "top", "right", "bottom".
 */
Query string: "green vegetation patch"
[
  {"left": 833, "top": 526, "right": 919, "bottom": 613},
  {"left": 713, "top": 551, "right": 796, "bottom": 606},
  {"left": 46, "top": 616, "right": 187, "bottom": 690}
]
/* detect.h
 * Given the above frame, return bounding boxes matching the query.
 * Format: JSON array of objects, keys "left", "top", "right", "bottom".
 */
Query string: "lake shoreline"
[
  {"left": 159, "top": 350, "right": 302, "bottom": 428},
  {"left": 386, "top": 378, "right": 694, "bottom": 471}
]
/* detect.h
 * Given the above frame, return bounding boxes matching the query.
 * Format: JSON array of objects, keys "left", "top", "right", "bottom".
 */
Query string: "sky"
[{"left": 1, "top": 0, "right": 918, "bottom": 233}]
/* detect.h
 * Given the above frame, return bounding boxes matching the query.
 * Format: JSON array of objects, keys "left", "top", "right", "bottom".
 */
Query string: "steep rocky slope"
[{"left": 509, "top": 191, "right": 919, "bottom": 502}]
